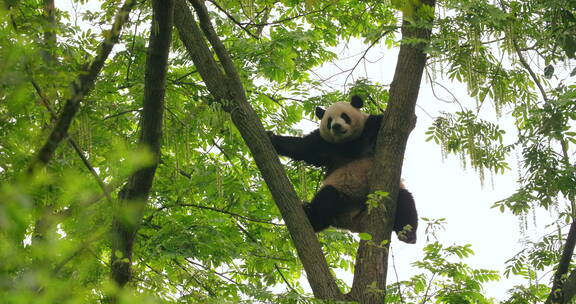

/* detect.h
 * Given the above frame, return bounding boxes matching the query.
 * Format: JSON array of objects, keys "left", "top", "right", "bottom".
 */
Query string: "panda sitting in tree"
[{"left": 269, "top": 95, "right": 418, "bottom": 244}]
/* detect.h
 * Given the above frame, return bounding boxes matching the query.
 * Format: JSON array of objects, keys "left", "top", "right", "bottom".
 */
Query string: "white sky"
[{"left": 53, "top": 0, "right": 562, "bottom": 300}]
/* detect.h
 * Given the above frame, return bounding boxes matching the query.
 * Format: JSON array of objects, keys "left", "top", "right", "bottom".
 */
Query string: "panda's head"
[{"left": 316, "top": 95, "right": 369, "bottom": 144}]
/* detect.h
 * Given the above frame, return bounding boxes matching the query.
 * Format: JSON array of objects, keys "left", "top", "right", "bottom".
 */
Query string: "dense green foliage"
[{"left": 0, "top": 0, "right": 574, "bottom": 303}]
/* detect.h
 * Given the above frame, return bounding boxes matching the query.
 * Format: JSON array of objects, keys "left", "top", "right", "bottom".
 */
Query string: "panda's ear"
[
  {"left": 350, "top": 95, "right": 363, "bottom": 108},
  {"left": 315, "top": 107, "right": 325, "bottom": 119}
]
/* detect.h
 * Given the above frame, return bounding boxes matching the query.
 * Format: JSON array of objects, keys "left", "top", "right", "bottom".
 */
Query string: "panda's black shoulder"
[
  {"left": 328, "top": 114, "right": 383, "bottom": 161},
  {"left": 361, "top": 114, "right": 384, "bottom": 140}
]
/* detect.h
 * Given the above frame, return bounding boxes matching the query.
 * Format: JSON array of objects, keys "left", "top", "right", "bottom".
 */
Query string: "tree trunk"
[
  {"left": 174, "top": 0, "right": 342, "bottom": 299},
  {"left": 349, "top": 2, "right": 436, "bottom": 302},
  {"left": 110, "top": 0, "right": 174, "bottom": 288},
  {"left": 41, "top": 0, "right": 56, "bottom": 63}
]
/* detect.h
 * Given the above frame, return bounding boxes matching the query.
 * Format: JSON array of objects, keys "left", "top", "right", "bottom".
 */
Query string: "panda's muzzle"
[
  {"left": 332, "top": 123, "right": 346, "bottom": 133},
  {"left": 328, "top": 122, "right": 348, "bottom": 139},
  {"left": 332, "top": 129, "right": 348, "bottom": 137}
]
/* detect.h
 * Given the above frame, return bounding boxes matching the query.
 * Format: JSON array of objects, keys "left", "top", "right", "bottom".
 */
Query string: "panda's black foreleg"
[
  {"left": 268, "top": 132, "right": 327, "bottom": 167},
  {"left": 304, "top": 185, "right": 350, "bottom": 232},
  {"left": 394, "top": 188, "right": 418, "bottom": 244}
]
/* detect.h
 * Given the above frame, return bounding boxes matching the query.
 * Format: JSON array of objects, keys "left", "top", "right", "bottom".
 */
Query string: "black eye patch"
[
  {"left": 341, "top": 113, "right": 351, "bottom": 124},
  {"left": 327, "top": 117, "right": 333, "bottom": 129}
]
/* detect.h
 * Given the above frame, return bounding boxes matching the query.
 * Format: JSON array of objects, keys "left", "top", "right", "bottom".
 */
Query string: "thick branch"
[
  {"left": 28, "top": 0, "right": 137, "bottom": 174},
  {"left": 41, "top": 0, "right": 57, "bottom": 62},
  {"left": 110, "top": 0, "right": 174, "bottom": 288},
  {"left": 561, "top": 269, "right": 576, "bottom": 303},
  {"left": 349, "top": 2, "right": 436, "bottom": 303},
  {"left": 174, "top": 0, "right": 342, "bottom": 299},
  {"left": 546, "top": 220, "right": 576, "bottom": 304}
]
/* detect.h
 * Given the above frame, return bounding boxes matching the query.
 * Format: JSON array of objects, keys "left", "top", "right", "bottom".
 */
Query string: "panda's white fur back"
[
  {"left": 322, "top": 158, "right": 406, "bottom": 198},
  {"left": 322, "top": 158, "right": 371, "bottom": 232},
  {"left": 322, "top": 158, "right": 371, "bottom": 198},
  {"left": 321, "top": 157, "right": 408, "bottom": 232}
]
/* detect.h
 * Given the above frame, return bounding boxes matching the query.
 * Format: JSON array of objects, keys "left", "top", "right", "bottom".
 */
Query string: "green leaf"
[{"left": 359, "top": 233, "right": 373, "bottom": 241}]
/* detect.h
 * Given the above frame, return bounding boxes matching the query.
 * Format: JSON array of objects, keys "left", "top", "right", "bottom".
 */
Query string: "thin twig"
[
  {"left": 171, "top": 69, "right": 199, "bottom": 83},
  {"left": 390, "top": 248, "right": 405, "bottom": 303},
  {"left": 420, "top": 273, "right": 437, "bottom": 304},
  {"left": 178, "top": 203, "right": 283, "bottom": 226},
  {"left": 141, "top": 258, "right": 188, "bottom": 294},
  {"left": 185, "top": 258, "right": 241, "bottom": 286},
  {"left": 53, "top": 229, "right": 108, "bottom": 274},
  {"left": 234, "top": 220, "right": 295, "bottom": 292},
  {"left": 343, "top": 29, "right": 394, "bottom": 89},
  {"left": 126, "top": 9, "right": 143, "bottom": 83},
  {"left": 103, "top": 108, "right": 141, "bottom": 120},
  {"left": 206, "top": 0, "right": 260, "bottom": 39},
  {"left": 172, "top": 259, "right": 217, "bottom": 297},
  {"left": 425, "top": 68, "right": 465, "bottom": 112},
  {"left": 239, "top": 3, "right": 333, "bottom": 27},
  {"left": 55, "top": 181, "right": 123, "bottom": 218}
]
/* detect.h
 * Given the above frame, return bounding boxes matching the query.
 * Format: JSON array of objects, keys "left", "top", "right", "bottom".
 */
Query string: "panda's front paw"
[
  {"left": 266, "top": 130, "right": 275, "bottom": 138},
  {"left": 397, "top": 225, "right": 417, "bottom": 244}
]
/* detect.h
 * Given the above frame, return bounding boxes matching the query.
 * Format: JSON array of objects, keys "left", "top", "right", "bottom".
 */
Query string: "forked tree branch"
[
  {"left": 174, "top": 0, "right": 342, "bottom": 299},
  {"left": 27, "top": 0, "right": 137, "bottom": 175},
  {"left": 187, "top": 0, "right": 245, "bottom": 92}
]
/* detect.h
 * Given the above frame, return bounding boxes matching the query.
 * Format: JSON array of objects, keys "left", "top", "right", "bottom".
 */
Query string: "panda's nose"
[{"left": 332, "top": 123, "right": 342, "bottom": 131}]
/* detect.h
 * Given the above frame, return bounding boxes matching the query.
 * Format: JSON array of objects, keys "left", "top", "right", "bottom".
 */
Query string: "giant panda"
[{"left": 269, "top": 95, "right": 418, "bottom": 243}]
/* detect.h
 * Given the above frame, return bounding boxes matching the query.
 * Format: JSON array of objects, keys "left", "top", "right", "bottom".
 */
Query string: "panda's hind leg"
[
  {"left": 394, "top": 188, "right": 418, "bottom": 244},
  {"left": 304, "top": 185, "right": 351, "bottom": 232}
]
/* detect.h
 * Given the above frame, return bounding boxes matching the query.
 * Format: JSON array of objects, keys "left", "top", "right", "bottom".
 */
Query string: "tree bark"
[
  {"left": 559, "top": 268, "right": 576, "bottom": 304},
  {"left": 41, "top": 0, "right": 56, "bottom": 63},
  {"left": 110, "top": 0, "right": 174, "bottom": 288},
  {"left": 546, "top": 220, "right": 576, "bottom": 304},
  {"left": 174, "top": 0, "right": 342, "bottom": 299},
  {"left": 348, "top": 2, "right": 436, "bottom": 303}
]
